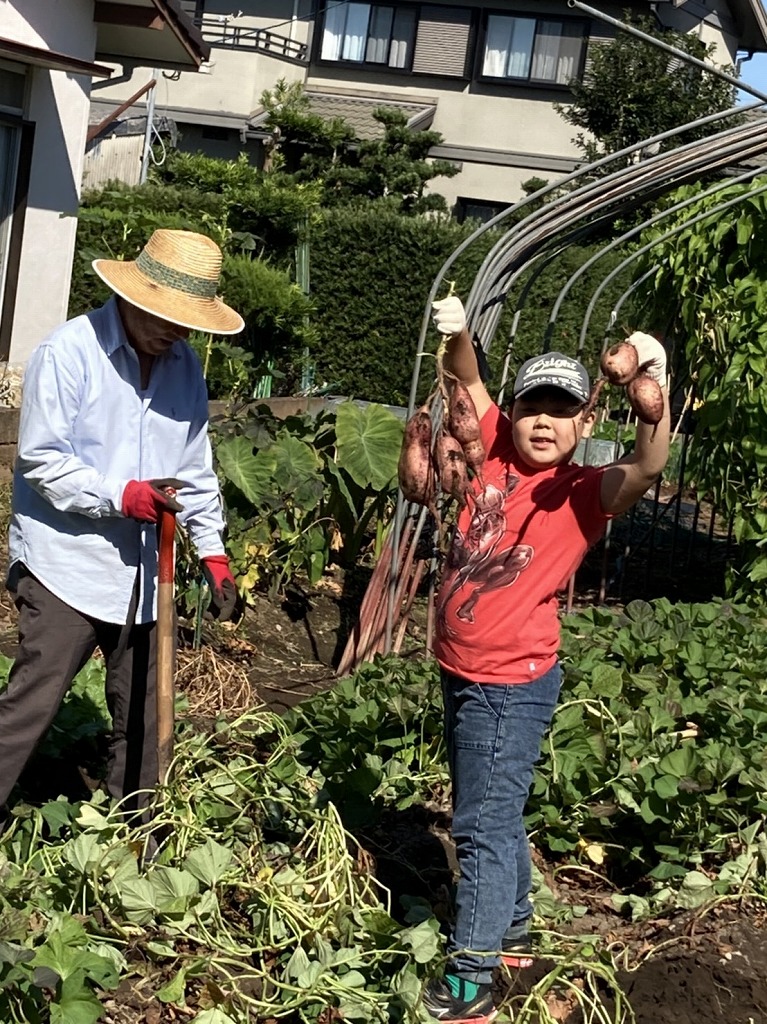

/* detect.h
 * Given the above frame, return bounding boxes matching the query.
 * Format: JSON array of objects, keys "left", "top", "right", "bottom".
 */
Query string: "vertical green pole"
[{"left": 296, "top": 213, "right": 314, "bottom": 394}]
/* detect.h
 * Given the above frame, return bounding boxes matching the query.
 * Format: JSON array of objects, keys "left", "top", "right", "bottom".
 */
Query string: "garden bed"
[{"left": 1, "top": 572, "right": 767, "bottom": 1022}]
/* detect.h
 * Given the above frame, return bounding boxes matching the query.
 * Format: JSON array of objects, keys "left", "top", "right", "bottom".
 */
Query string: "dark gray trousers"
[{"left": 0, "top": 565, "right": 159, "bottom": 814}]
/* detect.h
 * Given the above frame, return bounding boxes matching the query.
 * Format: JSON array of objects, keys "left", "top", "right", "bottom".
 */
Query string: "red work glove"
[
  {"left": 122, "top": 478, "right": 188, "bottom": 523},
  {"left": 201, "top": 555, "right": 237, "bottom": 621}
]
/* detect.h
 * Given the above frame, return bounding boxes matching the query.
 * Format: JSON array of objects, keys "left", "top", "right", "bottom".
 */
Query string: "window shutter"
[
  {"left": 583, "top": 21, "right": 615, "bottom": 80},
  {"left": 412, "top": 6, "right": 472, "bottom": 77}
]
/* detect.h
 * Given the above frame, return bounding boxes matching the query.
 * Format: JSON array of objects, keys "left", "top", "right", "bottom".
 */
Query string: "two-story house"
[
  {"left": 92, "top": 0, "right": 767, "bottom": 219},
  {"left": 0, "top": 0, "right": 209, "bottom": 369}
]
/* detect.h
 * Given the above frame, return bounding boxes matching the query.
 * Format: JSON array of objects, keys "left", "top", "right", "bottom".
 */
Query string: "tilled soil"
[
  {"left": 355, "top": 804, "right": 767, "bottom": 1023},
  {"left": 491, "top": 914, "right": 767, "bottom": 1023}
]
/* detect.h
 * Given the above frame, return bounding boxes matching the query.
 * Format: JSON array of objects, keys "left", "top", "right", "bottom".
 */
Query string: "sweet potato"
[
  {"left": 435, "top": 430, "right": 470, "bottom": 508},
  {"left": 462, "top": 437, "right": 486, "bottom": 476},
  {"left": 398, "top": 407, "right": 435, "bottom": 506},
  {"left": 600, "top": 342, "right": 639, "bottom": 386},
  {"left": 448, "top": 382, "right": 481, "bottom": 445},
  {"left": 627, "top": 374, "right": 664, "bottom": 425}
]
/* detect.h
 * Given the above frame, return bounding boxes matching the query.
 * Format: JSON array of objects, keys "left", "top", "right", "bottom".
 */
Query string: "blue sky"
[{"left": 739, "top": 53, "right": 767, "bottom": 101}]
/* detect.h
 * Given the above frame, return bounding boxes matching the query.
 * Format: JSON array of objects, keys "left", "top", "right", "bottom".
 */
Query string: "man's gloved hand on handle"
[
  {"left": 122, "top": 478, "right": 189, "bottom": 523},
  {"left": 626, "top": 331, "right": 668, "bottom": 388},
  {"left": 201, "top": 555, "right": 237, "bottom": 621},
  {"left": 431, "top": 295, "right": 467, "bottom": 337}
]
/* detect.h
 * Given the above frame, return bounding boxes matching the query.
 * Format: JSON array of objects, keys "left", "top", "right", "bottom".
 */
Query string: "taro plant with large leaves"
[{"left": 212, "top": 401, "right": 403, "bottom": 598}]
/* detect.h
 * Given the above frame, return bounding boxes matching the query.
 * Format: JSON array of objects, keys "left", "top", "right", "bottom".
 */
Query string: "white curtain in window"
[
  {"left": 342, "top": 3, "right": 370, "bottom": 61},
  {"left": 366, "top": 6, "right": 392, "bottom": 63},
  {"left": 388, "top": 36, "right": 406, "bottom": 67},
  {"left": 321, "top": 2, "right": 346, "bottom": 60},
  {"left": 532, "top": 20, "right": 581, "bottom": 83},
  {"left": 507, "top": 17, "right": 534, "bottom": 77},
  {"left": 389, "top": 7, "right": 416, "bottom": 68},
  {"left": 531, "top": 20, "right": 561, "bottom": 81},
  {"left": 556, "top": 22, "right": 583, "bottom": 84},
  {"left": 484, "top": 16, "right": 534, "bottom": 78},
  {"left": 483, "top": 15, "right": 512, "bottom": 77}
]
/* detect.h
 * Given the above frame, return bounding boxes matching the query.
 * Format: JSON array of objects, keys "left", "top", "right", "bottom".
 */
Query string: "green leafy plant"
[
  {"left": 260, "top": 79, "right": 459, "bottom": 214},
  {"left": 0, "top": 703, "right": 443, "bottom": 1023},
  {"left": 637, "top": 177, "right": 767, "bottom": 595},
  {"left": 212, "top": 400, "right": 402, "bottom": 597},
  {"left": 557, "top": 14, "right": 738, "bottom": 164},
  {"left": 4, "top": 597, "right": 767, "bottom": 1020},
  {"left": 285, "top": 655, "right": 447, "bottom": 828}
]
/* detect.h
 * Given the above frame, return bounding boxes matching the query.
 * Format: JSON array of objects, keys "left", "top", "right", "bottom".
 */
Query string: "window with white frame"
[
  {"left": 482, "top": 15, "right": 585, "bottom": 84},
  {"left": 320, "top": 2, "right": 417, "bottom": 68}
]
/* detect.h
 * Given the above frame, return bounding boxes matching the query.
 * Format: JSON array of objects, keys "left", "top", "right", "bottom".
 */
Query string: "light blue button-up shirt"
[{"left": 9, "top": 297, "right": 226, "bottom": 624}]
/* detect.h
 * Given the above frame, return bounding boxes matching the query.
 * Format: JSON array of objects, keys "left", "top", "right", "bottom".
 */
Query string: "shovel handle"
[{"left": 156, "top": 505, "right": 177, "bottom": 785}]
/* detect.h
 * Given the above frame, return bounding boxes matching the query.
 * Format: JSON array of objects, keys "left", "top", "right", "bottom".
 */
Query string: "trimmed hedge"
[
  {"left": 307, "top": 205, "right": 635, "bottom": 406},
  {"left": 69, "top": 178, "right": 638, "bottom": 406},
  {"left": 306, "top": 207, "right": 494, "bottom": 406}
]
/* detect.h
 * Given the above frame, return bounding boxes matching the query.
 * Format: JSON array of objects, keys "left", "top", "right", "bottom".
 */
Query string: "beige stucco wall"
[
  {"left": 96, "top": 48, "right": 305, "bottom": 122},
  {"left": 0, "top": 0, "right": 96, "bottom": 364},
  {"left": 431, "top": 85, "right": 578, "bottom": 164},
  {"left": 90, "top": 0, "right": 747, "bottom": 213},
  {"left": 94, "top": 0, "right": 311, "bottom": 121},
  {"left": 665, "top": 1, "right": 740, "bottom": 63}
]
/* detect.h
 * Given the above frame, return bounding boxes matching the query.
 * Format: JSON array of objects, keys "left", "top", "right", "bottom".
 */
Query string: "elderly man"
[{"left": 0, "top": 228, "right": 243, "bottom": 821}]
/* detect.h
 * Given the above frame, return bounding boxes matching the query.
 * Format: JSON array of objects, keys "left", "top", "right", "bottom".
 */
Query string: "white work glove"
[
  {"left": 431, "top": 295, "right": 467, "bottom": 337},
  {"left": 626, "top": 331, "right": 667, "bottom": 387}
]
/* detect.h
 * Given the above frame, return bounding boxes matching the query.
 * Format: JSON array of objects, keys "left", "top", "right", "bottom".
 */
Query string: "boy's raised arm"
[
  {"left": 432, "top": 296, "right": 493, "bottom": 420},
  {"left": 599, "top": 332, "right": 671, "bottom": 516}
]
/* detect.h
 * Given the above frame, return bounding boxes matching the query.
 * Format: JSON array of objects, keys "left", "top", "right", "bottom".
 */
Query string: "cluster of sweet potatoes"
[
  {"left": 600, "top": 341, "right": 664, "bottom": 425},
  {"left": 398, "top": 382, "right": 485, "bottom": 511}
]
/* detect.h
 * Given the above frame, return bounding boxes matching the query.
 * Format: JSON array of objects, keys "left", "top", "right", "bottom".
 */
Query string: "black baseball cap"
[{"left": 513, "top": 352, "right": 590, "bottom": 404}]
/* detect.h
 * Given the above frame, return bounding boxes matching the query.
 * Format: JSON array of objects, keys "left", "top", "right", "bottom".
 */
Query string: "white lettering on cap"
[
  {"left": 532, "top": 356, "right": 577, "bottom": 370},
  {"left": 523, "top": 365, "right": 585, "bottom": 386}
]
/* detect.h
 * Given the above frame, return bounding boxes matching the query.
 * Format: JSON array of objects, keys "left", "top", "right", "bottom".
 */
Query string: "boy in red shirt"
[{"left": 422, "top": 296, "right": 670, "bottom": 1023}]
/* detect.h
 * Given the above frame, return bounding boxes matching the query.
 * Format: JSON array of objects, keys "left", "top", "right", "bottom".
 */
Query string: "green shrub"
[
  {"left": 307, "top": 204, "right": 636, "bottom": 406},
  {"left": 217, "top": 254, "right": 316, "bottom": 396},
  {"left": 68, "top": 163, "right": 637, "bottom": 409},
  {"left": 307, "top": 205, "right": 500, "bottom": 405}
]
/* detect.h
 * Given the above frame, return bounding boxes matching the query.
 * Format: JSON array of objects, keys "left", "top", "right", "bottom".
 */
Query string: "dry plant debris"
[{"left": 176, "top": 645, "right": 257, "bottom": 717}]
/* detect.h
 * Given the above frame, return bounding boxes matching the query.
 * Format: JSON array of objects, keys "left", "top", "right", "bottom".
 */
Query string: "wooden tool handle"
[{"left": 156, "top": 506, "right": 176, "bottom": 785}]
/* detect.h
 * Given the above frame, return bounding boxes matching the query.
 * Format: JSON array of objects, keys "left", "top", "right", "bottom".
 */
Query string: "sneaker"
[
  {"left": 422, "top": 976, "right": 497, "bottom": 1023},
  {"left": 500, "top": 933, "right": 535, "bottom": 970}
]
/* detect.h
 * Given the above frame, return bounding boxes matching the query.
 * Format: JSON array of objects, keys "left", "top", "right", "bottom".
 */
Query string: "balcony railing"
[{"left": 198, "top": 17, "right": 309, "bottom": 64}]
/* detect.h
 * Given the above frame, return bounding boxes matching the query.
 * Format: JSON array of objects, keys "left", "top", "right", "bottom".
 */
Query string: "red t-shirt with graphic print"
[{"left": 433, "top": 403, "right": 611, "bottom": 684}]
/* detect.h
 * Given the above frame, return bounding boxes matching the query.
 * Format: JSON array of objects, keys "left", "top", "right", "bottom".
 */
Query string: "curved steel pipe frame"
[
  {"left": 544, "top": 164, "right": 767, "bottom": 351},
  {"left": 576, "top": 179, "right": 767, "bottom": 355},
  {"left": 600, "top": 267, "right": 658, "bottom": 341},
  {"left": 494, "top": 153, "right": 766, "bottom": 399},
  {"left": 473, "top": 119, "right": 767, "bottom": 347},
  {"left": 404, "top": 99, "right": 764, "bottom": 417},
  {"left": 385, "top": 3, "right": 767, "bottom": 653}
]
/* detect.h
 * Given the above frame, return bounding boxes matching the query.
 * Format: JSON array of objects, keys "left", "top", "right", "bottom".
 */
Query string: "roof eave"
[
  {"left": 94, "top": 0, "right": 210, "bottom": 72},
  {"left": 149, "top": 0, "right": 210, "bottom": 67},
  {"left": 726, "top": 0, "right": 767, "bottom": 52}
]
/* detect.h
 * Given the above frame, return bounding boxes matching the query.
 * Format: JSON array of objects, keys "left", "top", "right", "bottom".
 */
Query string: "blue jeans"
[{"left": 441, "top": 664, "right": 562, "bottom": 983}]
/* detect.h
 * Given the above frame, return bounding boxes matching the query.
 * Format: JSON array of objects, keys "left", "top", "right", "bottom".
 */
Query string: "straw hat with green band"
[{"left": 92, "top": 229, "right": 244, "bottom": 336}]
